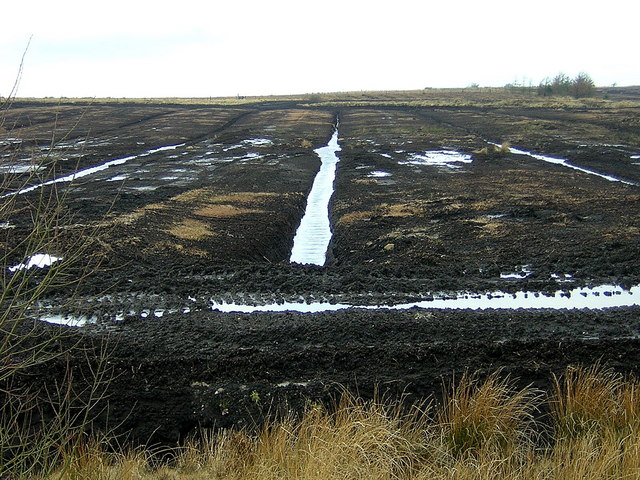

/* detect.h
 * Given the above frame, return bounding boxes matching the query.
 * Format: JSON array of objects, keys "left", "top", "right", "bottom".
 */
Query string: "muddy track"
[
  {"left": 3, "top": 93, "right": 640, "bottom": 447},
  {"left": 114, "top": 109, "right": 191, "bottom": 130},
  {"left": 188, "top": 108, "right": 258, "bottom": 144},
  {"left": 20, "top": 306, "right": 640, "bottom": 445}
]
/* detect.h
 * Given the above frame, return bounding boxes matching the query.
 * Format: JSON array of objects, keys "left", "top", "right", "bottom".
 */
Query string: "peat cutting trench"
[{"left": 2, "top": 93, "right": 640, "bottom": 445}]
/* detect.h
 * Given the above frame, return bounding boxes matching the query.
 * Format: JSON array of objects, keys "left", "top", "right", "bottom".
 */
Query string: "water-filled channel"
[
  {"left": 490, "top": 143, "right": 638, "bottom": 186},
  {"left": 3, "top": 143, "right": 185, "bottom": 198},
  {"left": 210, "top": 284, "right": 640, "bottom": 313},
  {"left": 289, "top": 127, "right": 341, "bottom": 265},
  {"left": 36, "top": 283, "right": 640, "bottom": 326}
]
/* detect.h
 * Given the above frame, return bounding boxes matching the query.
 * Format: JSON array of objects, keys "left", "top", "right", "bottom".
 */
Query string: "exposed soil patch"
[{"left": 2, "top": 89, "right": 640, "bottom": 446}]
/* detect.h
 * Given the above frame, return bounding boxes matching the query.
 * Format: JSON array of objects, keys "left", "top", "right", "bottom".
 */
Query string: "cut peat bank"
[{"left": 3, "top": 87, "right": 640, "bottom": 445}]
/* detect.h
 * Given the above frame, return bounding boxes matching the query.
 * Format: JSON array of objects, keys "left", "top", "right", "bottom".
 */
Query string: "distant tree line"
[{"left": 537, "top": 72, "right": 595, "bottom": 98}]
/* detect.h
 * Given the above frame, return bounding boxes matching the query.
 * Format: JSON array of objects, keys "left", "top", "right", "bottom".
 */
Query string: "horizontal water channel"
[
  {"left": 35, "top": 284, "right": 640, "bottom": 327},
  {"left": 210, "top": 284, "right": 640, "bottom": 313}
]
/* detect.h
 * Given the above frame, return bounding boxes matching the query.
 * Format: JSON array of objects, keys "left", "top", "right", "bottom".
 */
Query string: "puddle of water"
[
  {"left": 223, "top": 144, "right": 243, "bottom": 152},
  {"left": 9, "top": 253, "right": 62, "bottom": 272},
  {"left": 389, "top": 285, "right": 640, "bottom": 311},
  {"left": 551, "top": 273, "right": 574, "bottom": 283},
  {"left": 211, "top": 284, "right": 640, "bottom": 313},
  {"left": 0, "top": 164, "right": 42, "bottom": 174},
  {"left": 211, "top": 300, "right": 352, "bottom": 313},
  {"left": 243, "top": 138, "right": 273, "bottom": 146},
  {"left": 500, "top": 265, "right": 532, "bottom": 280},
  {"left": 368, "top": 170, "right": 392, "bottom": 178},
  {"left": 240, "top": 152, "right": 263, "bottom": 161},
  {"left": 36, "top": 283, "right": 640, "bottom": 328},
  {"left": 400, "top": 150, "right": 472, "bottom": 169},
  {"left": 504, "top": 145, "right": 637, "bottom": 186},
  {"left": 3, "top": 143, "right": 185, "bottom": 197},
  {"left": 37, "top": 314, "right": 95, "bottom": 327},
  {"left": 290, "top": 128, "right": 341, "bottom": 266},
  {"left": 277, "top": 381, "right": 311, "bottom": 388},
  {"left": 107, "top": 174, "right": 128, "bottom": 182},
  {"left": 0, "top": 138, "right": 22, "bottom": 146}
]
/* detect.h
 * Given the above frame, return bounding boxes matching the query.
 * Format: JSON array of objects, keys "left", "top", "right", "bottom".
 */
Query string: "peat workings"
[{"left": 2, "top": 92, "right": 640, "bottom": 445}]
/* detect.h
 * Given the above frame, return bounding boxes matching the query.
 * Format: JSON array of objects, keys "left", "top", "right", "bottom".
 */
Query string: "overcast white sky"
[{"left": 1, "top": 0, "right": 638, "bottom": 98}]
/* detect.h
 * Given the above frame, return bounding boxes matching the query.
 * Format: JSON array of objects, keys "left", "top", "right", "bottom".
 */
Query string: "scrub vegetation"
[
  {"left": 13, "top": 82, "right": 637, "bottom": 110},
  {"left": 2, "top": 85, "right": 640, "bottom": 478},
  {"left": 1, "top": 93, "right": 110, "bottom": 478},
  {"left": 39, "top": 366, "right": 640, "bottom": 479},
  {"left": 537, "top": 72, "right": 596, "bottom": 98}
]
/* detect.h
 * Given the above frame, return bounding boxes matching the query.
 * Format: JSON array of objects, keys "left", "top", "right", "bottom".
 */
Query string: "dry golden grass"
[
  {"left": 381, "top": 203, "right": 425, "bottom": 218},
  {"left": 172, "top": 189, "right": 279, "bottom": 205},
  {"left": 194, "top": 205, "right": 265, "bottom": 218},
  {"left": 109, "top": 190, "right": 280, "bottom": 250},
  {"left": 474, "top": 141, "right": 511, "bottom": 156},
  {"left": 469, "top": 217, "right": 506, "bottom": 237},
  {"left": 383, "top": 228, "right": 439, "bottom": 242},
  {"left": 43, "top": 365, "right": 640, "bottom": 480},
  {"left": 167, "top": 219, "right": 215, "bottom": 241},
  {"left": 112, "top": 203, "right": 167, "bottom": 225},
  {"left": 550, "top": 364, "right": 640, "bottom": 440},
  {"left": 336, "top": 211, "right": 373, "bottom": 226},
  {"left": 203, "top": 192, "right": 280, "bottom": 204},
  {"left": 13, "top": 88, "right": 640, "bottom": 123},
  {"left": 337, "top": 203, "right": 425, "bottom": 227},
  {"left": 436, "top": 371, "right": 540, "bottom": 460},
  {"left": 353, "top": 178, "right": 379, "bottom": 185},
  {"left": 142, "top": 241, "right": 209, "bottom": 257},
  {"left": 170, "top": 188, "right": 213, "bottom": 204}
]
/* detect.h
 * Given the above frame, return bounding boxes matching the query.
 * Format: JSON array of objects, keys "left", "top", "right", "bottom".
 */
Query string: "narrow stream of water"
[
  {"left": 289, "top": 127, "right": 341, "bottom": 265},
  {"left": 491, "top": 143, "right": 638, "bottom": 186},
  {"left": 3, "top": 143, "right": 185, "bottom": 198}
]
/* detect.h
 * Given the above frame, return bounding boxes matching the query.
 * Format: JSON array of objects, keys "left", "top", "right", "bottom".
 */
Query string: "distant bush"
[
  {"left": 570, "top": 72, "right": 596, "bottom": 98},
  {"left": 538, "top": 72, "right": 595, "bottom": 98}
]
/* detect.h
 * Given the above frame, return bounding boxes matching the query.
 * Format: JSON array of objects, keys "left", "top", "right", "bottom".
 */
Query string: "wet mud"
[{"left": 2, "top": 90, "right": 640, "bottom": 445}]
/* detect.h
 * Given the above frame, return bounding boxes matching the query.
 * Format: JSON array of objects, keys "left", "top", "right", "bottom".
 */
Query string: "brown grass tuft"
[
  {"left": 167, "top": 219, "right": 215, "bottom": 241},
  {"left": 337, "top": 211, "right": 373, "bottom": 226},
  {"left": 550, "top": 364, "right": 640, "bottom": 440},
  {"left": 381, "top": 202, "right": 424, "bottom": 218},
  {"left": 40, "top": 366, "right": 640, "bottom": 479},
  {"left": 436, "top": 371, "right": 540, "bottom": 458},
  {"left": 194, "top": 205, "right": 265, "bottom": 218}
]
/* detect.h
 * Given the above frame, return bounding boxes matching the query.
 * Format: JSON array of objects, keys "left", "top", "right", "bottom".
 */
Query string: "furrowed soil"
[{"left": 2, "top": 89, "right": 640, "bottom": 446}]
